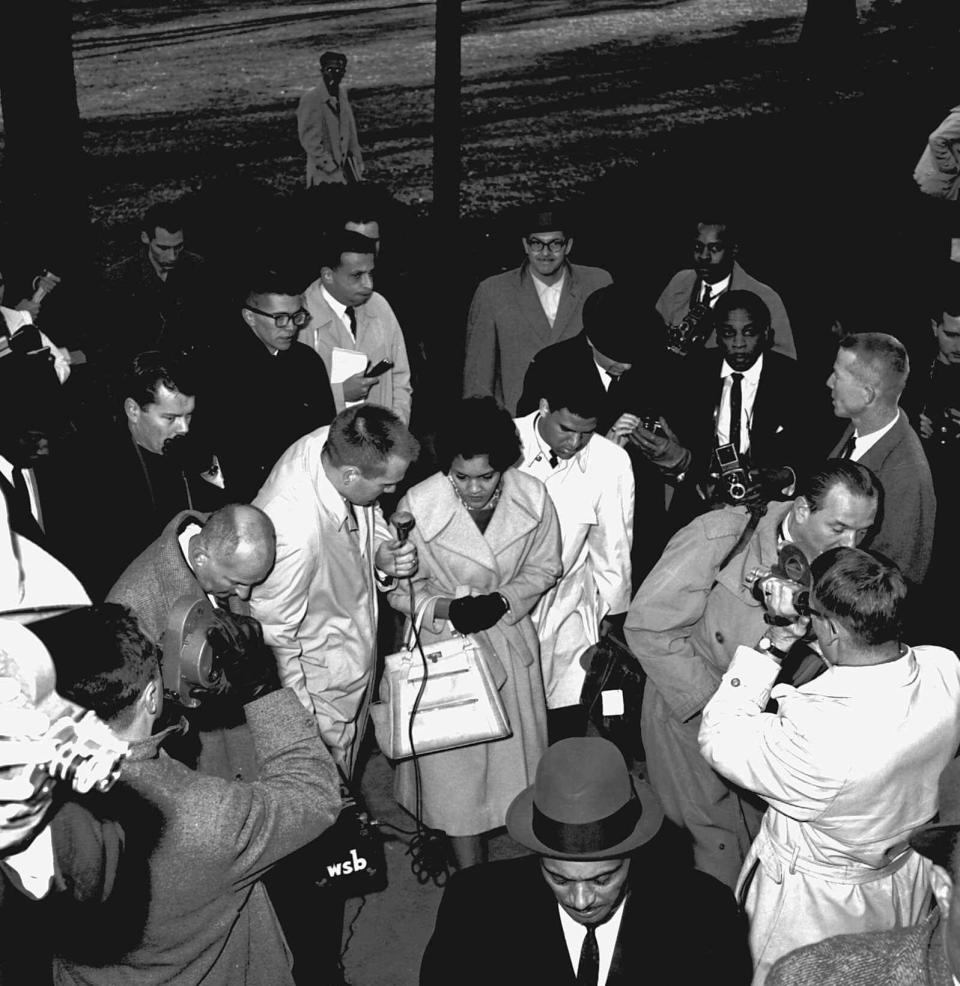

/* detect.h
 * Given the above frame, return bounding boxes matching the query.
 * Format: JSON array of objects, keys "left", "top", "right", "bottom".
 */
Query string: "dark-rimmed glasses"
[
  {"left": 526, "top": 236, "right": 568, "bottom": 255},
  {"left": 245, "top": 305, "right": 311, "bottom": 329}
]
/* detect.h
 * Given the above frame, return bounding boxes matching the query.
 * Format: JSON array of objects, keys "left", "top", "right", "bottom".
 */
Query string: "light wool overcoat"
[
  {"left": 701, "top": 644, "right": 960, "bottom": 986},
  {"left": 387, "top": 468, "right": 561, "bottom": 835},
  {"left": 250, "top": 426, "right": 390, "bottom": 776}
]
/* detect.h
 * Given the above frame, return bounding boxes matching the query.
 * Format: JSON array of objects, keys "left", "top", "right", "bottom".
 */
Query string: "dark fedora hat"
[
  {"left": 505, "top": 737, "right": 663, "bottom": 860},
  {"left": 909, "top": 757, "right": 960, "bottom": 868},
  {"left": 581, "top": 285, "right": 661, "bottom": 365}
]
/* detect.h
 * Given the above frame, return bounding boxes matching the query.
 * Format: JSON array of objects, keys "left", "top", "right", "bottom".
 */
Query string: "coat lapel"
[
  {"left": 481, "top": 469, "right": 543, "bottom": 559},
  {"left": 515, "top": 269, "right": 554, "bottom": 349},
  {"left": 414, "top": 477, "right": 501, "bottom": 577},
  {"left": 551, "top": 264, "right": 580, "bottom": 340}
]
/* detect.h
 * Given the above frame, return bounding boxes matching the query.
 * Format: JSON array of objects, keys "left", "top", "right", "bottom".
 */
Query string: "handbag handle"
[{"left": 403, "top": 593, "right": 445, "bottom": 650}]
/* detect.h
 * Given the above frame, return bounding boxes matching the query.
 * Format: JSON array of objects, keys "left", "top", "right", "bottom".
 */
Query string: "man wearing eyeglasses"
[
  {"left": 207, "top": 255, "right": 335, "bottom": 502},
  {"left": 463, "top": 207, "right": 611, "bottom": 415}
]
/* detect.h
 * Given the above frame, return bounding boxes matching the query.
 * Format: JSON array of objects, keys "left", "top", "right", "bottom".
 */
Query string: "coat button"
[
  {"left": 730, "top": 678, "right": 741, "bottom": 687},
  {"left": 715, "top": 631, "right": 724, "bottom": 644}
]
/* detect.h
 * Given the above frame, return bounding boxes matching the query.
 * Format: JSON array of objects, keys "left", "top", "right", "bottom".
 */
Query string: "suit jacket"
[
  {"left": 655, "top": 261, "right": 797, "bottom": 360},
  {"left": 296, "top": 84, "right": 363, "bottom": 186},
  {"left": 463, "top": 262, "right": 612, "bottom": 415},
  {"left": 420, "top": 851, "right": 751, "bottom": 986},
  {"left": 50, "top": 690, "right": 340, "bottom": 986},
  {"left": 206, "top": 323, "right": 335, "bottom": 502},
  {"left": 298, "top": 285, "right": 412, "bottom": 423},
  {"left": 829, "top": 412, "right": 936, "bottom": 586},
  {"left": 766, "top": 910, "right": 952, "bottom": 986},
  {"left": 107, "top": 510, "right": 258, "bottom": 782}
]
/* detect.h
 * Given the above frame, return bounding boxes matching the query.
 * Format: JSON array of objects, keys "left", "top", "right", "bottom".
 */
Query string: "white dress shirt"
[
  {"left": 532, "top": 270, "right": 565, "bottom": 326},
  {"left": 593, "top": 359, "right": 613, "bottom": 391},
  {"left": 320, "top": 285, "right": 354, "bottom": 338},
  {"left": 716, "top": 354, "right": 763, "bottom": 454},
  {"left": 0, "top": 454, "right": 43, "bottom": 529},
  {"left": 847, "top": 410, "right": 900, "bottom": 461},
  {"left": 558, "top": 896, "right": 628, "bottom": 986},
  {"left": 700, "top": 273, "right": 731, "bottom": 305}
]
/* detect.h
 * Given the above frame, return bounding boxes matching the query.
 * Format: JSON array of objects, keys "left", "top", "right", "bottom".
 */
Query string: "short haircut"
[
  {"left": 320, "top": 50, "right": 347, "bottom": 66},
  {"left": 244, "top": 252, "right": 309, "bottom": 300},
  {"left": 838, "top": 333, "right": 910, "bottom": 399},
  {"left": 435, "top": 396, "right": 522, "bottom": 473},
  {"left": 695, "top": 219, "right": 738, "bottom": 245},
  {"left": 319, "top": 230, "right": 377, "bottom": 271},
  {"left": 540, "top": 356, "right": 606, "bottom": 420},
  {"left": 120, "top": 350, "right": 198, "bottom": 409},
  {"left": 324, "top": 404, "right": 420, "bottom": 478},
  {"left": 31, "top": 604, "right": 159, "bottom": 727},
  {"left": 713, "top": 289, "right": 771, "bottom": 330},
  {"left": 797, "top": 459, "right": 880, "bottom": 514},
  {"left": 198, "top": 504, "right": 274, "bottom": 560},
  {"left": 141, "top": 201, "right": 186, "bottom": 238},
  {"left": 811, "top": 547, "right": 907, "bottom": 647},
  {"left": 336, "top": 182, "right": 387, "bottom": 229}
]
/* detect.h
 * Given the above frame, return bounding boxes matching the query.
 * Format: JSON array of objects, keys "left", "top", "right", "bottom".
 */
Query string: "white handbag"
[{"left": 370, "top": 596, "right": 511, "bottom": 761}]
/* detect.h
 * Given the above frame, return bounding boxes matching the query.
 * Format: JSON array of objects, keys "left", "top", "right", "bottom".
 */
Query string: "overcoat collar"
[{"left": 412, "top": 468, "right": 542, "bottom": 576}]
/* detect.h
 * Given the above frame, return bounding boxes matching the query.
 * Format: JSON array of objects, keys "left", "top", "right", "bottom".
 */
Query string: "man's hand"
[
  {"left": 375, "top": 539, "right": 418, "bottom": 579},
  {"left": 919, "top": 411, "right": 934, "bottom": 440},
  {"left": 757, "top": 577, "right": 810, "bottom": 647},
  {"left": 205, "top": 610, "right": 279, "bottom": 704},
  {"left": 0, "top": 678, "right": 57, "bottom": 857},
  {"left": 629, "top": 416, "right": 689, "bottom": 472},
  {"left": 342, "top": 371, "right": 380, "bottom": 402},
  {"left": 606, "top": 413, "right": 640, "bottom": 448},
  {"left": 740, "top": 466, "right": 795, "bottom": 506}
]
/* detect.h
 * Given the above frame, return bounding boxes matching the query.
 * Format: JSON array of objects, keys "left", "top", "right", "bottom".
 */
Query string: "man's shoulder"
[
  {"left": 692, "top": 504, "right": 756, "bottom": 543},
  {"left": 732, "top": 262, "right": 784, "bottom": 300},
  {"left": 440, "top": 854, "right": 545, "bottom": 912},
  {"left": 473, "top": 266, "right": 524, "bottom": 296},
  {"left": 359, "top": 290, "right": 399, "bottom": 323},
  {"left": 529, "top": 333, "right": 593, "bottom": 368},
  {"left": 297, "top": 85, "right": 327, "bottom": 112},
  {"left": 567, "top": 263, "right": 612, "bottom": 291},
  {"left": 255, "top": 430, "right": 328, "bottom": 510},
  {"left": 584, "top": 432, "right": 632, "bottom": 476}
]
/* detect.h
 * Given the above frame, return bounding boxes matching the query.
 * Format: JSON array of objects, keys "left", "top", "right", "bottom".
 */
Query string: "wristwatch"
[{"left": 756, "top": 636, "right": 792, "bottom": 662}]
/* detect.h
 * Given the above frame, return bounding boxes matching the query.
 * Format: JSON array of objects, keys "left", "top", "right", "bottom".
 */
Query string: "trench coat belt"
[{"left": 753, "top": 825, "right": 914, "bottom": 886}]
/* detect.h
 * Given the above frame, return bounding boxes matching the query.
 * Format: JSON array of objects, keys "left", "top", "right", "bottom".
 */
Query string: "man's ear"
[
  {"left": 143, "top": 674, "right": 161, "bottom": 717},
  {"left": 123, "top": 398, "right": 140, "bottom": 425},
  {"left": 861, "top": 381, "right": 878, "bottom": 406},
  {"left": 931, "top": 863, "right": 954, "bottom": 919},
  {"left": 319, "top": 266, "right": 333, "bottom": 287},
  {"left": 340, "top": 464, "right": 360, "bottom": 487},
  {"left": 140, "top": 231, "right": 150, "bottom": 248},
  {"left": 538, "top": 398, "right": 551, "bottom": 416},
  {"left": 562, "top": 236, "right": 574, "bottom": 256},
  {"left": 792, "top": 495, "right": 810, "bottom": 527},
  {"left": 241, "top": 306, "right": 255, "bottom": 328},
  {"left": 932, "top": 318, "right": 941, "bottom": 339}
]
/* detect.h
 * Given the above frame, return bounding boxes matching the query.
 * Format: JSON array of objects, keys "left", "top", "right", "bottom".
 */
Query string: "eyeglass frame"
[
  {"left": 525, "top": 235, "right": 569, "bottom": 256},
  {"left": 243, "top": 304, "right": 312, "bottom": 329}
]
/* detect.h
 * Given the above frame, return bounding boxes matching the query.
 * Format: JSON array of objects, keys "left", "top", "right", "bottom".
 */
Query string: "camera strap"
[{"left": 710, "top": 503, "right": 766, "bottom": 592}]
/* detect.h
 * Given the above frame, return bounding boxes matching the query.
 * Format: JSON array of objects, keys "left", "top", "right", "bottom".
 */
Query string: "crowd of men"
[{"left": 0, "top": 176, "right": 959, "bottom": 986}]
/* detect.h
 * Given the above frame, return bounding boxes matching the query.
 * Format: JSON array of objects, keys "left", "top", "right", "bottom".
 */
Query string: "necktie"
[
  {"left": 838, "top": 433, "right": 856, "bottom": 459},
  {"left": 344, "top": 499, "right": 359, "bottom": 537},
  {"left": 548, "top": 452, "right": 560, "bottom": 469},
  {"left": 345, "top": 306, "right": 357, "bottom": 340},
  {"left": 701, "top": 283, "right": 713, "bottom": 306},
  {"left": 729, "top": 372, "right": 744, "bottom": 453},
  {"left": 577, "top": 925, "right": 599, "bottom": 986}
]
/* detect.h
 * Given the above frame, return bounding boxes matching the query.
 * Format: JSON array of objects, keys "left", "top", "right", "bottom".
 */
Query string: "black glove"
[
  {"left": 205, "top": 609, "right": 280, "bottom": 703},
  {"left": 447, "top": 593, "right": 508, "bottom": 634},
  {"left": 741, "top": 465, "right": 795, "bottom": 507}
]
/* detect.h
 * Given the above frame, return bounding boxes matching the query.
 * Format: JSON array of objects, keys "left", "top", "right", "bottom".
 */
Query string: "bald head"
[{"left": 191, "top": 505, "right": 275, "bottom": 601}]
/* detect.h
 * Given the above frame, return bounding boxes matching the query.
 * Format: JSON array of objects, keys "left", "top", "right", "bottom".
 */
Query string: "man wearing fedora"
[
  {"left": 767, "top": 756, "right": 960, "bottom": 986},
  {"left": 699, "top": 547, "right": 960, "bottom": 985},
  {"left": 462, "top": 207, "right": 612, "bottom": 415},
  {"left": 420, "top": 737, "right": 750, "bottom": 986}
]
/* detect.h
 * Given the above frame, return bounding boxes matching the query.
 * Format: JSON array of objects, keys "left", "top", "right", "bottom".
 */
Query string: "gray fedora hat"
[{"left": 506, "top": 737, "right": 663, "bottom": 860}]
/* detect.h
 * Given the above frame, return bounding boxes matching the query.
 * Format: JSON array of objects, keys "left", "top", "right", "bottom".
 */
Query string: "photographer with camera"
[
  {"left": 625, "top": 459, "right": 879, "bottom": 891},
  {"left": 699, "top": 547, "right": 960, "bottom": 985},
  {"left": 632, "top": 290, "right": 827, "bottom": 530},
  {"left": 23, "top": 603, "right": 340, "bottom": 986},
  {"left": 106, "top": 504, "right": 276, "bottom": 782}
]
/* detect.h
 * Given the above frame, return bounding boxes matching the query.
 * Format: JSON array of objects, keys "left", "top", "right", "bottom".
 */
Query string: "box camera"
[
  {"left": 666, "top": 300, "right": 714, "bottom": 356},
  {"left": 161, "top": 596, "right": 221, "bottom": 708},
  {"left": 713, "top": 443, "right": 749, "bottom": 503}
]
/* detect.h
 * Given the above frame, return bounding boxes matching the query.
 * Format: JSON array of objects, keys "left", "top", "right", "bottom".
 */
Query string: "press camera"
[
  {"left": 743, "top": 543, "right": 813, "bottom": 624},
  {"left": 666, "top": 299, "right": 714, "bottom": 356},
  {"left": 712, "top": 443, "right": 749, "bottom": 503}
]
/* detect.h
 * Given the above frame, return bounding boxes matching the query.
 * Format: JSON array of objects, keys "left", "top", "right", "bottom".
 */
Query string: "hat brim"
[{"left": 505, "top": 776, "right": 664, "bottom": 861}]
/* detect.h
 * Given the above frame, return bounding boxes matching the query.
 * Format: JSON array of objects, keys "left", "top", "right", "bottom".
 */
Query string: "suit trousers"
[{"left": 641, "top": 685, "right": 764, "bottom": 890}]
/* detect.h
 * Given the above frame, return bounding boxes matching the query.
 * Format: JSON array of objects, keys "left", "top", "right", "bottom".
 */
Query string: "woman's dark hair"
[{"left": 436, "top": 396, "right": 522, "bottom": 473}]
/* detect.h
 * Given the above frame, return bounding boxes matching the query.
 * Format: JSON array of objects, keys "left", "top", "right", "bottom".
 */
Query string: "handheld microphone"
[{"left": 392, "top": 510, "right": 415, "bottom": 544}]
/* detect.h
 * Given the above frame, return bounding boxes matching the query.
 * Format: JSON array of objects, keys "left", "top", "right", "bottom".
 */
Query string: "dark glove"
[
  {"left": 741, "top": 466, "right": 795, "bottom": 507},
  {"left": 448, "top": 593, "right": 508, "bottom": 634},
  {"left": 205, "top": 609, "right": 279, "bottom": 703}
]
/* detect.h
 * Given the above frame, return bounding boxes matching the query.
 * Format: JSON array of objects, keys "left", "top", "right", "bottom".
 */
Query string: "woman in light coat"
[{"left": 387, "top": 397, "right": 561, "bottom": 868}]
